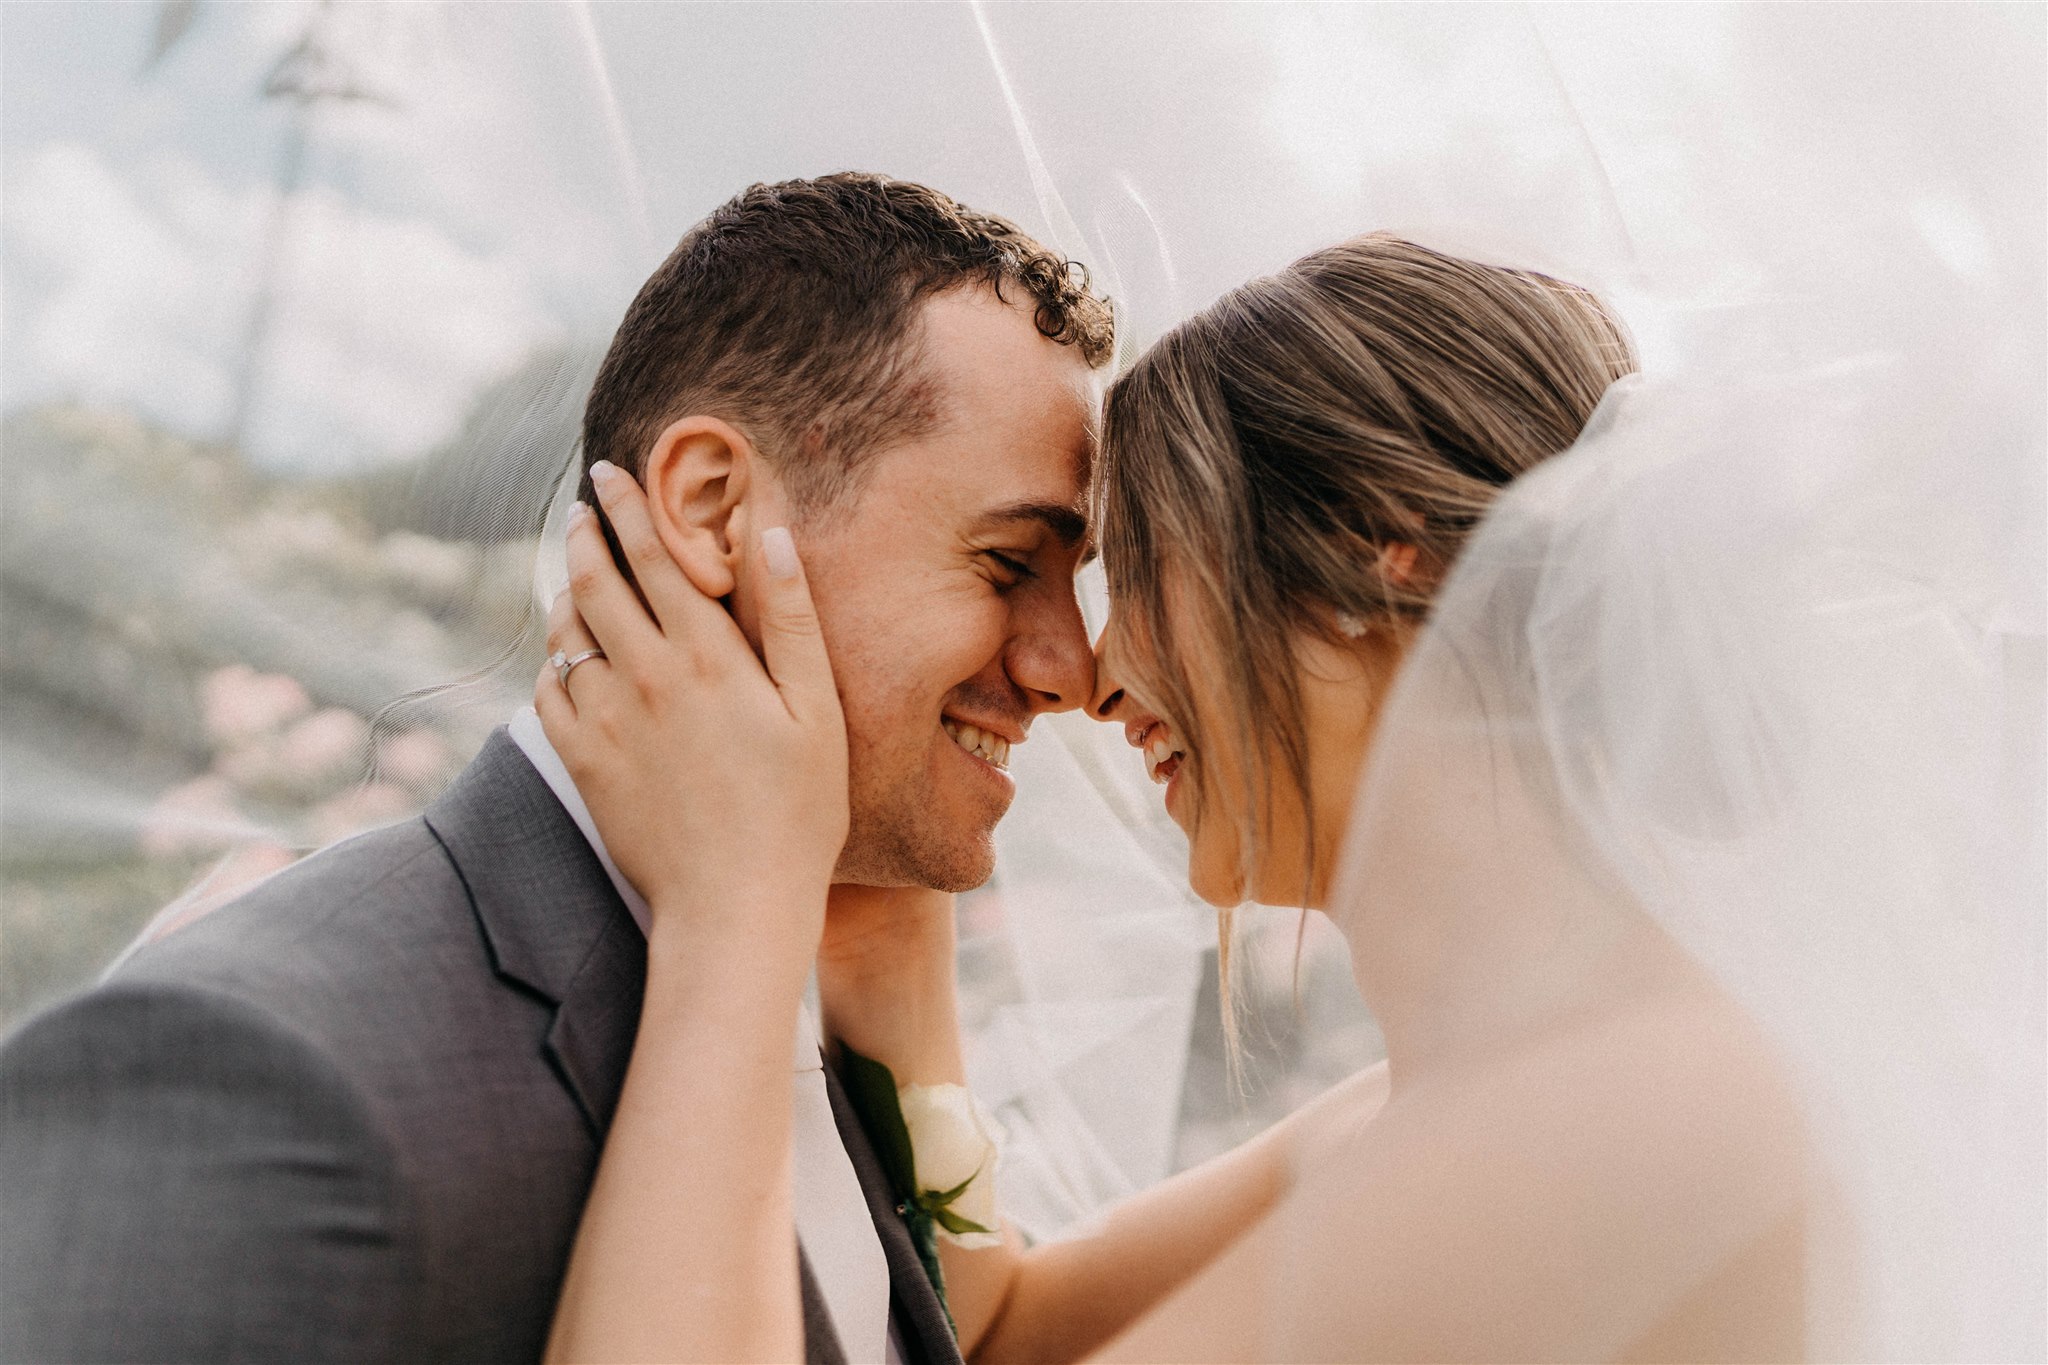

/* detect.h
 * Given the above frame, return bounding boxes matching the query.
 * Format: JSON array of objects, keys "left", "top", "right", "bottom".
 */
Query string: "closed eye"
[{"left": 982, "top": 550, "right": 1037, "bottom": 588}]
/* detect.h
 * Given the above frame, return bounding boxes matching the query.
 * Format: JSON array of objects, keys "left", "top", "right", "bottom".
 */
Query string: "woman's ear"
[
  {"left": 637, "top": 415, "right": 759, "bottom": 600},
  {"left": 1331, "top": 545, "right": 1424, "bottom": 637},
  {"left": 1377, "top": 541, "right": 1421, "bottom": 587}
]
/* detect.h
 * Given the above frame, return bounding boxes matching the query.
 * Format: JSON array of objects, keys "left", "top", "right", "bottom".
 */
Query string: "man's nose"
[{"left": 1010, "top": 590, "right": 1096, "bottom": 715}]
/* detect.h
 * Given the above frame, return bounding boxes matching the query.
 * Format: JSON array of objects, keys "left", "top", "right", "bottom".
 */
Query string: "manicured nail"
[
  {"left": 589, "top": 460, "right": 619, "bottom": 486},
  {"left": 567, "top": 500, "right": 591, "bottom": 526},
  {"left": 762, "top": 527, "right": 799, "bottom": 579}
]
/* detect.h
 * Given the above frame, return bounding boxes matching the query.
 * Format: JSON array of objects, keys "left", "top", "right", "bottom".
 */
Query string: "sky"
[
  {"left": 0, "top": 2, "right": 1658, "bottom": 475},
  {"left": 3, "top": 3, "right": 2038, "bottom": 477}
]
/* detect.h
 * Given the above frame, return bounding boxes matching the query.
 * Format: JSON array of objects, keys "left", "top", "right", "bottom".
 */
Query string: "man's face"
[{"left": 798, "top": 286, "right": 1101, "bottom": 890}]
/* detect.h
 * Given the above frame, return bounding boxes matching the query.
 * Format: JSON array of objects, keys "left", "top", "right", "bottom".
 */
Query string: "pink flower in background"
[
  {"left": 201, "top": 665, "right": 312, "bottom": 746},
  {"left": 307, "top": 781, "right": 415, "bottom": 846},
  {"left": 210, "top": 702, "right": 371, "bottom": 802},
  {"left": 376, "top": 727, "right": 455, "bottom": 791},
  {"left": 277, "top": 708, "right": 370, "bottom": 786},
  {"left": 140, "top": 774, "right": 261, "bottom": 858}
]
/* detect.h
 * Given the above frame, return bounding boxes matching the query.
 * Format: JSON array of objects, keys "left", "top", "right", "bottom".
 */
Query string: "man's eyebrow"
[{"left": 972, "top": 500, "right": 1090, "bottom": 549}]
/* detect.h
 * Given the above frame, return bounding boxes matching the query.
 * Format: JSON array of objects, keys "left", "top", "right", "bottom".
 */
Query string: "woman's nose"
[{"left": 1090, "top": 632, "right": 1128, "bottom": 721}]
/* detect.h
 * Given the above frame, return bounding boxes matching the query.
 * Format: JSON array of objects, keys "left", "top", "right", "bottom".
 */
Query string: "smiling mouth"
[
  {"left": 1142, "top": 728, "right": 1187, "bottom": 786},
  {"left": 942, "top": 718, "right": 1013, "bottom": 771}
]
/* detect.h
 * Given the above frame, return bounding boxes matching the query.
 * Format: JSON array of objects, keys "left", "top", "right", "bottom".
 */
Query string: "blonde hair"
[{"left": 1096, "top": 234, "right": 1637, "bottom": 1050}]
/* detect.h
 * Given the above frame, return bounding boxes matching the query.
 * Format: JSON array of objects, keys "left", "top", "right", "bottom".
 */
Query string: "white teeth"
[
  {"left": 943, "top": 720, "right": 1012, "bottom": 771},
  {"left": 1141, "top": 730, "right": 1187, "bottom": 784}
]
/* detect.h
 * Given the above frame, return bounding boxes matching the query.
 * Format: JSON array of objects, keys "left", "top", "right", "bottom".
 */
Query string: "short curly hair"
[{"left": 580, "top": 172, "right": 1115, "bottom": 518}]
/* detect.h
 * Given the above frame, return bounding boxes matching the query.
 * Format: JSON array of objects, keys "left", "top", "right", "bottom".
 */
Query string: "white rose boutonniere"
[
  {"left": 840, "top": 1044, "right": 1004, "bottom": 1332},
  {"left": 898, "top": 1083, "right": 1001, "bottom": 1249}
]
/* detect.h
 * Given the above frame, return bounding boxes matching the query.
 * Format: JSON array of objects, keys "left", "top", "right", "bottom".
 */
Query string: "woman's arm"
[
  {"left": 539, "top": 464, "right": 849, "bottom": 1363},
  {"left": 547, "top": 911, "right": 814, "bottom": 1364},
  {"left": 1091, "top": 1001, "right": 1806, "bottom": 1364},
  {"left": 817, "top": 885, "right": 1391, "bottom": 1364},
  {"left": 973, "top": 1062, "right": 1389, "bottom": 1365}
]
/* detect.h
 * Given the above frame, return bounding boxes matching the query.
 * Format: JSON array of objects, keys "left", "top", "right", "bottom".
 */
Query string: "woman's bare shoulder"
[
  {"left": 1382, "top": 987, "right": 1803, "bottom": 1226},
  {"left": 1256, "top": 991, "right": 1808, "bottom": 1360},
  {"left": 1278, "top": 1058, "right": 1394, "bottom": 1166},
  {"left": 1093, "top": 994, "right": 1808, "bottom": 1363}
]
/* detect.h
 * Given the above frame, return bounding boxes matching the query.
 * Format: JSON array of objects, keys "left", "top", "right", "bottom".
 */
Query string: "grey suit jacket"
[{"left": 0, "top": 730, "right": 964, "bottom": 1365}]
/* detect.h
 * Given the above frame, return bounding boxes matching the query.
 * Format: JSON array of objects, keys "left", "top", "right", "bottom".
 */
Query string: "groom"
[{"left": 0, "top": 174, "right": 1111, "bottom": 1363}]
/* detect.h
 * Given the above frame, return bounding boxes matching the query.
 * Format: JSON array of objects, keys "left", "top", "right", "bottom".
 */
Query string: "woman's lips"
[
  {"left": 1141, "top": 725, "right": 1187, "bottom": 785},
  {"left": 1133, "top": 722, "right": 1190, "bottom": 821}
]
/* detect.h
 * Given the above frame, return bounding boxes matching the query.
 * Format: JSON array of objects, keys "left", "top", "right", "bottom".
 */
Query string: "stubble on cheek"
[{"left": 831, "top": 676, "right": 1003, "bottom": 892}]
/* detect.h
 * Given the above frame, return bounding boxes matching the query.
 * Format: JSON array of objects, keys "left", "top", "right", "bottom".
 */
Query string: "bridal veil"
[{"left": 1272, "top": 8, "right": 2045, "bottom": 1358}]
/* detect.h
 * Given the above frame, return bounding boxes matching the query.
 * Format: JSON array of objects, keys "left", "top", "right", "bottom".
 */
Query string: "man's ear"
[{"left": 637, "top": 415, "right": 761, "bottom": 600}]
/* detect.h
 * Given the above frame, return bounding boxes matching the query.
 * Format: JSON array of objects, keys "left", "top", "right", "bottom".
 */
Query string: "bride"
[{"left": 532, "top": 233, "right": 2034, "bottom": 1362}]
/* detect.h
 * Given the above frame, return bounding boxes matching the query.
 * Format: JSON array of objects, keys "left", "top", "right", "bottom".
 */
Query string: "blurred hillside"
[{"left": 1, "top": 401, "right": 547, "bottom": 1024}]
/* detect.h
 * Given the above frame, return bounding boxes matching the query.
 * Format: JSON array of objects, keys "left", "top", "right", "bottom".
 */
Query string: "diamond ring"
[{"left": 550, "top": 648, "right": 606, "bottom": 688}]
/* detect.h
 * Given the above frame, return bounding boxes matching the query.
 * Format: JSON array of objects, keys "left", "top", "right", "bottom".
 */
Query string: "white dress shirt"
[{"left": 509, "top": 709, "right": 900, "bottom": 1364}]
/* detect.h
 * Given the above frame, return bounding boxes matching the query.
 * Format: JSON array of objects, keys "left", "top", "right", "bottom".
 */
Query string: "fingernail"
[
  {"left": 762, "top": 526, "right": 799, "bottom": 579},
  {"left": 589, "top": 460, "right": 619, "bottom": 485},
  {"left": 567, "top": 500, "right": 591, "bottom": 526}
]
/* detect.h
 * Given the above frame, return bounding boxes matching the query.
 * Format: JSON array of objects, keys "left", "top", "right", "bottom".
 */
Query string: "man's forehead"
[
  {"left": 953, "top": 412, "right": 1096, "bottom": 548},
  {"left": 852, "top": 286, "right": 1101, "bottom": 536},
  {"left": 841, "top": 421, "right": 1089, "bottom": 546},
  {"left": 914, "top": 285, "right": 1102, "bottom": 424}
]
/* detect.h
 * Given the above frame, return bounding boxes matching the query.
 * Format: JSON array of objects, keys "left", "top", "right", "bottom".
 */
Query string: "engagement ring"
[{"left": 551, "top": 648, "right": 605, "bottom": 688}]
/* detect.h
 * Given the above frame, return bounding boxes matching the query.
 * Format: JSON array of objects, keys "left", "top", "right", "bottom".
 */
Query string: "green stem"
[{"left": 904, "top": 1206, "right": 957, "bottom": 1335}]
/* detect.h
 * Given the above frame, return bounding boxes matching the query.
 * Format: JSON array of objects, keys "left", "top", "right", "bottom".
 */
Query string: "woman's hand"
[
  {"left": 534, "top": 460, "right": 847, "bottom": 963},
  {"left": 539, "top": 462, "right": 840, "bottom": 1363}
]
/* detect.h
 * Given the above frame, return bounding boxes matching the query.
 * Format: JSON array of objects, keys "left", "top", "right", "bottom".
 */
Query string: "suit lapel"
[
  {"left": 540, "top": 913, "right": 645, "bottom": 1134},
  {"left": 823, "top": 1061, "right": 966, "bottom": 1365},
  {"left": 424, "top": 729, "right": 856, "bottom": 1364},
  {"left": 424, "top": 729, "right": 645, "bottom": 1137}
]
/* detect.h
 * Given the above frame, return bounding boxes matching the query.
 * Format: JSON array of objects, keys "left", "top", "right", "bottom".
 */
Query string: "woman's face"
[{"left": 1090, "top": 583, "right": 1400, "bottom": 910}]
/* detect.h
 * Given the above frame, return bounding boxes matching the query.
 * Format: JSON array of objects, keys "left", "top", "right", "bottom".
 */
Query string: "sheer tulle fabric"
[
  {"left": 4, "top": 9, "right": 2039, "bottom": 1342},
  {"left": 1216, "top": 8, "right": 2043, "bottom": 1357},
  {"left": 1287, "top": 348, "right": 2041, "bottom": 1360}
]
